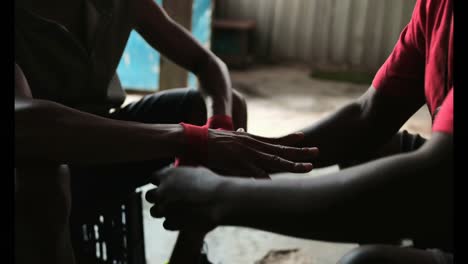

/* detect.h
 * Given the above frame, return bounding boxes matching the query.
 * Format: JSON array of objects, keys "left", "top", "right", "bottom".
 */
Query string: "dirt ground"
[
  {"left": 230, "top": 64, "right": 432, "bottom": 139},
  {"left": 126, "top": 64, "right": 433, "bottom": 264}
]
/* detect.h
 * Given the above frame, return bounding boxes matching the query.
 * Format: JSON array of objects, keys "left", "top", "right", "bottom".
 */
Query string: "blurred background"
[{"left": 117, "top": 0, "right": 431, "bottom": 263}]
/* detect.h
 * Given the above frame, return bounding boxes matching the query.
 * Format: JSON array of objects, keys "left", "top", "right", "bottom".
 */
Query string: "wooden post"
[{"left": 159, "top": 0, "right": 194, "bottom": 90}]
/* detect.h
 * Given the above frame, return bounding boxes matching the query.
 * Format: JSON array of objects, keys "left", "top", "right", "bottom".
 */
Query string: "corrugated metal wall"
[{"left": 215, "top": 0, "right": 416, "bottom": 71}]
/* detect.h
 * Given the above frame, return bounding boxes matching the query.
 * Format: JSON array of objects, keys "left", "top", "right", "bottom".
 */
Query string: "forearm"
[
  {"left": 298, "top": 101, "right": 377, "bottom": 167},
  {"left": 217, "top": 140, "right": 450, "bottom": 241},
  {"left": 196, "top": 56, "right": 232, "bottom": 117},
  {"left": 15, "top": 98, "right": 184, "bottom": 164},
  {"left": 299, "top": 88, "right": 421, "bottom": 167},
  {"left": 135, "top": 1, "right": 232, "bottom": 116},
  {"left": 143, "top": 25, "right": 233, "bottom": 116}
]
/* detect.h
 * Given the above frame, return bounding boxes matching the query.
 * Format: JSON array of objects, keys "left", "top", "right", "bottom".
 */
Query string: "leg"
[
  {"left": 114, "top": 88, "right": 207, "bottom": 125},
  {"left": 15, "top": 165, "right": 75, "bottom": 264},
  {"left": 114, "top": 88, "right": 248, "bottom": 130},
  {"left": 338, "top": 245, "right": 452, "bottom": 264},
  {"left": 116, "top": 88, "right": 247, "bottom": 130}
]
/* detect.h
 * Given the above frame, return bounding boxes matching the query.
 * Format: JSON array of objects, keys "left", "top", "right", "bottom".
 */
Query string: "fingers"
[
  {"left": 146, "top": 187, "right": 172, "bottom": 219},
  {"left": 278, "top": 145, "right": 318, "bottom": 162},
  {"left": 149, "top": 200, "right": 166, "bottom": 218},
  {"left": 145, "top": 187, "right": 162, "bottom": 204},
  {"left": 153, "top": 204, "right": 185, "bottom": 231},
  {"left": 163, "top": 219, "right": 179, "bottom": 231},
  {"left": 151, "top": 166, "right": 172, "bottom": 185},
  {"left": 243, "top": 137, "right": 319, "bottom": 162},
  {"left": 252, "top": 150, "right": 314, "bottom": 173},
  {"left": 237, "top": 131, "right": 319, "bottom": 162},
  {"left": 150, "top": 203, "right": 214, "bottom": 232}
]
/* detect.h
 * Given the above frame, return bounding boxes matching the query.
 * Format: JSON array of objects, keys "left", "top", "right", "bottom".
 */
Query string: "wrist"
[
  {"left": 207, "top": 114, "right": 234, "bottom": 130},
  {"left": 168, "top": 124, "right": 186, "bottom": 157},
  {"left": 148, "top": 124, "right": 186, "bottom": 157},
  {"left": 210, "top": 99, "right": 232, "bottom": 117},
  {"left": 214, "top": 178, "right": 252, "bottom": 226},
  {"left": 178, "top": 123, "right": 209, "bottom": 164}
]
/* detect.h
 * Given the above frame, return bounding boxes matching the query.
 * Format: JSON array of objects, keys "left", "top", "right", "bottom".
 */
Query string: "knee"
[
  {"left": 15, "top": 165, "right": 72, "bottom": 229},
  {"left": 15, "top": 165, "right": 74, "bottom": 263},
  {"left": 338, "top": 245, "right": 390, "bottom": 264}
]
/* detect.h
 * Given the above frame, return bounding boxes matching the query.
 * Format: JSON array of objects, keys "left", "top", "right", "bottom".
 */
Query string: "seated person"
[
  {"left": 146, "top": 0, "right": 454, "bottom": 263},
  {"left": 14, "top": 0, "right": 318, "bottom": 263}
]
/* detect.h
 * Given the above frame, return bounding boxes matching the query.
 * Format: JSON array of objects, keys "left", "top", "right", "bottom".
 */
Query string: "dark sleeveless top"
[{"left": 15, "top": 0, "right": 138, "bottom": 112}]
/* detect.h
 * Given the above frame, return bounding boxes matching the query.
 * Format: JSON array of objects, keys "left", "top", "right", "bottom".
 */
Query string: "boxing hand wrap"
[
  {"left": 174, "top": 123, "right": 208, "bottom": 167},
  {"left": 174, "top": 115, "right": 234, "bottom": 167},
  {"left": 207, "top": 115, "right": 234, "bottom": 131}
]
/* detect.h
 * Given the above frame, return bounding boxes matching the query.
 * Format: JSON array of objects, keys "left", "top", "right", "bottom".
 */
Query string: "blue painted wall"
[
  {"left": 116, "top": 0, "right": 212, "bottom": 92},
  {"left": 188, "top": 0, "right": 213, "bottom": 88}
]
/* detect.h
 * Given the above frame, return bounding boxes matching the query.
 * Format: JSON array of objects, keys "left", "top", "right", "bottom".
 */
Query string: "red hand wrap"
[
  {"left": 174, "top": 123, "right": 208, "bottom": 167},
  {"left": 174, "top": 115, "right": 234, "bottom": 167},
  {"left": 207, "top": 115, "right": 234, "bottom": 130}
]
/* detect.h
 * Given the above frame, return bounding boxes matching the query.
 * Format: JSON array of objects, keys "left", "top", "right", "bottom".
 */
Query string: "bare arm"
[
  {"left": 298, "top": 87, "right": 424, "bottom": 167},
  {"left": 217, "top": 132, "right": 451, "bottom": 240},
  {"left": 134, "top": 0, "right": 232, "bottom": 116},
  {"left": 132, "top": 4, "right": 233, "bottom": 260},
  {"left": 149, "top": 131, "right": 452, "bottom": 243},
  {"left": 16, "top": 62, "right": 315, "bottom": 172},
  {"left": 15, "top": 63, "right": 185, "bottom": 165}
]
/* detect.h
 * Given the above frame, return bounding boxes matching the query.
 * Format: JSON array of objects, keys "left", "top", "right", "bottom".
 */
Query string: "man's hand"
[
  {"left": 205, "top": 130, "right": 319, "bottom": 178},
  {"left": 145, "top": 167, "right": 226, "bottom": 232}
]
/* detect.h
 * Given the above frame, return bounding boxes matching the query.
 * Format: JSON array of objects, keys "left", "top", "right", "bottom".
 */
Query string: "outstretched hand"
[{"left": 204, "top": 130, "right": 319, "bottom": 178}]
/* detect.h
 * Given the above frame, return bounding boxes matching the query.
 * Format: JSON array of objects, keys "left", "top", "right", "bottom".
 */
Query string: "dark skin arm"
[
  {"left": 15, "top": 63, "right": 185, "bottom": 165},
  {"left": 216, "top": 132, "right": 452, "bottom": 241},
  {"left": 135, "top": 0, "right": 232, "bottom": 117},
  {"left": 15, "top": 62, "right": 316, "bottom": 170},
  {"left": 147, "top": 131, "right": 452, "bottom": 243},
  {"left": 147, "top": 85, "right": 451, "bottom": 244},
  {"left": 298, "top": 87, "right": 424, "bottom": 168},
  {"left": 15, "top": 60, "right": 317, "bottom": 264}
]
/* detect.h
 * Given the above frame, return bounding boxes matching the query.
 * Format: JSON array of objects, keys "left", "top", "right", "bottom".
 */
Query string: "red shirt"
[{"left": 372, "top": 0, "right": 453, "bottom": 134}]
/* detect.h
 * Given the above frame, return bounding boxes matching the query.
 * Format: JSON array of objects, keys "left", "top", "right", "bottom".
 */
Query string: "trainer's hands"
[
  {"left": 145, "top": 167, "right": 225, "bottom": 232},
  {"left": 205, "top": 130, "right": 318, "bottom": 178},
  {"left": 146, "top": 131, "right": 320, "bottom": 231}
]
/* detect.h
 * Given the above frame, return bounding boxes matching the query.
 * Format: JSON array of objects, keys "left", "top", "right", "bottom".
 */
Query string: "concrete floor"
[{"left": 126, "top": 64, "right": 433, "bottom": 264}]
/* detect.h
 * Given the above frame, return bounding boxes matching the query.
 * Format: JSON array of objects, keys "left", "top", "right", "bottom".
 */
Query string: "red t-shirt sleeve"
[
  {"left": 372, "top": 0, "right": 426, "bottom": 104},
  {"left": 432, "top": 88, "right": 453, "bottom": 134}
]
